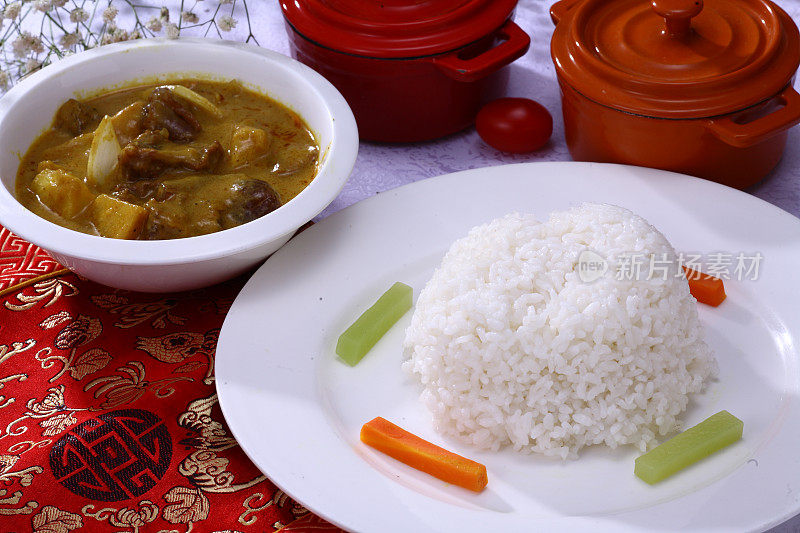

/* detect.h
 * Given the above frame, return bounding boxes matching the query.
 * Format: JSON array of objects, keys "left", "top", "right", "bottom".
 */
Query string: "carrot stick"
[
  {"left": 683, "top": 266, "right": 726, "bottom": 307},
  {"left": 360, "top": 417, "right": 488, "bottom": 492}
]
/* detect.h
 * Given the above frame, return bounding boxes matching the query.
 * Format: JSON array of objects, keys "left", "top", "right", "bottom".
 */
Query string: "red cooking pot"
[
  {"left": 281, "top": 0, "right": 530, "bottom": 143},
  {"left": 550, "top": 0, "right": 800, "bottom": 189}
]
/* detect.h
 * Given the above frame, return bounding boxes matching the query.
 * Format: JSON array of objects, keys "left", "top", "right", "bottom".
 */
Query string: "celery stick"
[
  {"left": 635, "top": 410, "right": 743, "bottom": 484},
  {"left": 336, "top": 282, "right": 413, "bottom": 366}
]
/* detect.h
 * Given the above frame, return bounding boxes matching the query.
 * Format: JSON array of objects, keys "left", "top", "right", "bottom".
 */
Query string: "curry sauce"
[{"left": 15, "top": 79, "right": 319, "bottom": 239}]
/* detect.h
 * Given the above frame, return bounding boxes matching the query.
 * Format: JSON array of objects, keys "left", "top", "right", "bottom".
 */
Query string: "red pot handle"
[
  {"left": 550, "top": 0, "right": 583, "bottom": 25},
  {"left": 432, "top": 20, "right": 530, "bottom": 83},
  {"left": 706, "top": 86, "right": 800, "bottom": 148}
]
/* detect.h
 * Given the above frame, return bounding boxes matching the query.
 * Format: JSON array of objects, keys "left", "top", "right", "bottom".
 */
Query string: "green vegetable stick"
[
  {"left": 336, "top": 282, "right": 413, "bottom": 366},
  {"left": 635, "top": 410, "right": 743, "bottom": 484}
]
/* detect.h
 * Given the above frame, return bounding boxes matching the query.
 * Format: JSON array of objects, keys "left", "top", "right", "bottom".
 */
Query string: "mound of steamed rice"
[{"left": 402, "top": 203, "right": 716, "bottom": 459}]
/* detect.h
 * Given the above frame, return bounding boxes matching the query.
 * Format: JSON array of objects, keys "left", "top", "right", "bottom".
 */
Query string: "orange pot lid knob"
[{"left": 651, "top": 0, "right": 703, "bottom": 38}]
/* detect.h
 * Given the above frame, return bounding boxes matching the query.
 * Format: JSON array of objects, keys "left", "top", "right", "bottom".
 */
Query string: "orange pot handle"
[
  {"left": 707, "top": 86, "right": 800, "bottom": 148},
  {"left": 432, "top": 20, "right": 530, "bottom": 83},
  {"left": 550, "top": 0, "right": 583, "bottom": 25}
]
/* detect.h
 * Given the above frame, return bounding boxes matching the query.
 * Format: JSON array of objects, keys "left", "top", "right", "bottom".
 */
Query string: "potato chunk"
[
  {"left": 30, "top": 167, "right": 95, "bottom": 219},
  {"left": 90, "top": 194, "right": 148, "bottom": 239},
  {"left": 230, "top": 125, "right": 271, "bottom": 168}
]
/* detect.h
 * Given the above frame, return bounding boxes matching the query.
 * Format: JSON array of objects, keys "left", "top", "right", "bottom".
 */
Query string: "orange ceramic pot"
[{"left": 550, "top": 0, "right": 800, "bottom": 189}]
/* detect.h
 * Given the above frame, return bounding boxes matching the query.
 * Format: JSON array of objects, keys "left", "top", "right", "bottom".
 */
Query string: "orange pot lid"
[{"left": 551, "top": 0, "right": 800, "bottom": 118}]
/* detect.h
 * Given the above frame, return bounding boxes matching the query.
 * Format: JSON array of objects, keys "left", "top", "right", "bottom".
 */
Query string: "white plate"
[{"left": 216, "top": 163, "right": 800, "bottom": 532}]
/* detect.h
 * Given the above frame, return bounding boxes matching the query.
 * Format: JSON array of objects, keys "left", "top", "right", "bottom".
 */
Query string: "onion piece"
[
  {"left": 86, "top": 115, "right": 121, "bottom": 188},
  {"left": 166, "top": 84, "right": 223, "bottom": 118}
]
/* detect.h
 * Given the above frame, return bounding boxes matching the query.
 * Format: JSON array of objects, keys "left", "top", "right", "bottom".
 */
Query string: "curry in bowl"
[{"left": 15, "top": 79, "right": 319, "bottom": 239}]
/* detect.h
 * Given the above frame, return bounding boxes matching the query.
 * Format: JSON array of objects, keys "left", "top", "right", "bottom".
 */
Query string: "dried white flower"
[
  {"left": 0, "top": 71, "right": 9, "bottom": 90},
  {"left": 181, "top": 11, "right": 199, "bottom": 24},
  {"left": 101, "top": 26, "right": 133, "bottom": 45},
  {"left": 218, "top": 15, "right": 237, "bottom": 32},
  {"left": 70, "top": 7, "right": 89, "bottom": 24},
  {"left": 59, "top": 32, "right": 79, "bottom": 49},
  {"left": 113, "top": 28, "right": 130, "bottom": 41},
  {"left": 51, "top": 0, "right": 67, "bottom": 7},
  {"left": 160, "top": 7, "right": 170, "bottom": 21},
  {"left": 12, "top": 40, "right": 27, "bottom": 58},
  {"left": 219, "top": 0, "right": 234, "bottom": 4},
  {"left": 33, "top": 0, "right": 52, "bottom": 12},
  {"left": 165, "top": 22, "right": 179, "bottom": 39},
  {"left": 146, "top": 17, "right": 162, "bottom": 32},
  {"left": 102, "top": 6, "right": 118, "bottom": 23},
  {"left": 12, "top": 32, "right": 45, "bottom": 58},
  {"left": 24, "top": 58, "right": 41, "bottom": 74},
  {"left": 3, "top": 2, "right": 21, "bottom": 20}
]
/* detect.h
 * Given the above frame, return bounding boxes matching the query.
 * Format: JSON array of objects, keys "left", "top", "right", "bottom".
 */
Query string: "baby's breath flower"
[
  {"left": 218, "top": 15, "right": 237, "bottom": 32},
  {"left": 110, "top": 28, "right": 130, "bottom": 42},
  {"left": 146, "top": 17, "right": 162, "bottom": 32},
  {"left": 3, "top": 2, "right": 21, "bottom": 20},
  {"left": 181, "top": 11, "right": 199, "bottom": 24},
  {"left": 103, "top": 6, "right": 118, "bottom": 23},
  {"left": 165, "top": 22, "right": 179, "bottom": 39},
  {"left": 219, "top": 0, "right": 234, "bottom": 4},
  {"left": 70, "top": 7, "right": 89, "bottom": 24},
  {"left": 59, "top": 32, "right": 79, "bottom": 49},
  {"left": 102, "top": 27, "right": 133, "bottom": 45},
  {"left": 160, "top": 7, "right": 170, "bottom": 21},
  {"left": 33, "top": 0, "right": 52, "bottom": 12},
  {"left": 11, "top": 40, "right": 26, "bottom": 58},
  {"left": 51, "top": 0, "right": 67, "bottom": 7},
  {"left": 0, "top": 71, "right": 10, "bottom": 90},
  {"left": 12, "top": 32, "right": 45, "bottom": 58},
  {"left": 24, "top": 58, "right": 41, "bottom": 74}
]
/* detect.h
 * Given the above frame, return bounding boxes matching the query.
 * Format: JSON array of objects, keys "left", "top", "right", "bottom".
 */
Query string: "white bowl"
[{"left": 0, "top": 39, "right": 358, "bottom": 292}]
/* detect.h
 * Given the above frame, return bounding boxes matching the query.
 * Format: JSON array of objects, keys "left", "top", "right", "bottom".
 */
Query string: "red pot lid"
[
  {"left": 551, "top": 0, "right": 800, "bottom": 118},
  {"left": 281, "top": 0, "right": 519, "bottom": 58}
]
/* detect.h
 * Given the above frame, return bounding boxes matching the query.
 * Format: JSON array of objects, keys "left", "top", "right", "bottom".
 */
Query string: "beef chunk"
[
  {"left": 143, "top": 174, "right": 281, "bottom": 240},
  {"left": 218, "top": 178, "right": 281, "bottom": 229},
  {"left": 118, "top": 130, "right": 223, "bottom": 180},
  {"left": 53, "top": 99, "right": 100, "bottom": 136},
  {"left": 111, "top": 179, "right": 160, "bottom": 202},
  {"left": 140, "top": 87, "right": 201, "bottom": 141}
]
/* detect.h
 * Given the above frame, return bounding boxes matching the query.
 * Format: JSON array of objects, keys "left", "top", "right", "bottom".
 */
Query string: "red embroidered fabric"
[{"left": 0, "top": 225, "right": 344, "bottom": 533}]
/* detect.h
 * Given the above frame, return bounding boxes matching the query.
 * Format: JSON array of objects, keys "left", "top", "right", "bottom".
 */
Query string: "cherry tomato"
[{"left": 475, "top": 98, "right": 553, "bottom": 153}]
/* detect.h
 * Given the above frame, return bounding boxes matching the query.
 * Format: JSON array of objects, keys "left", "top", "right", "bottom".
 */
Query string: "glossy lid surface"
[
  {"left": 281, "top": 0, "right": 518, "bottom": 58},
  {"left": 551, "top": 0, "right": 800, "bottom": 118}
]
